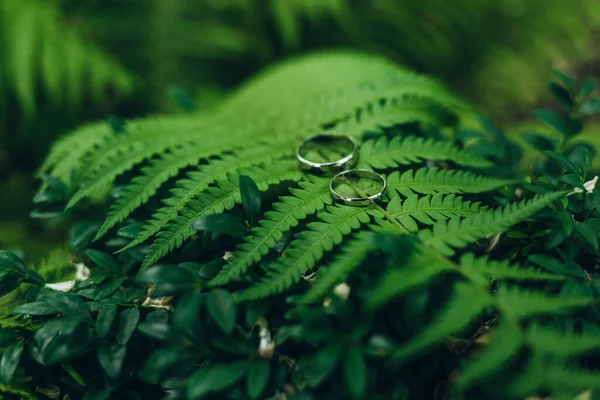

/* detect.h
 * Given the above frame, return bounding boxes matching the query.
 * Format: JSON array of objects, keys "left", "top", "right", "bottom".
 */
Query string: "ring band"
[
  {"left": 329, "top": 169, "right": 387, "bottom": 206},
  {"left": 296, "top": 132, "right": 358, "bottom": 173}
]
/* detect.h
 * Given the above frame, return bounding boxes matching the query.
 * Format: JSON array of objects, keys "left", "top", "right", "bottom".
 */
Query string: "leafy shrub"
[{"left": 2, "top": 53, "right": 600, "bottom": 399}]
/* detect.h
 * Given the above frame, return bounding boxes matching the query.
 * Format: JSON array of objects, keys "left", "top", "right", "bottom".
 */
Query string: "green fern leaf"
[
  {"left": 120, "top": 145, "right": 292, "bottom": 252},
  {"left": 335, "top": 96, "right": 458, "bottom": 137},
  {"left": 238, "top": 206, "right": 381, "bottom": 301},
  {"left": 455, "top": 322, "right": 523, "bottom": 389},
  {"left": 459, "top": 253, "right": 567, "bottom": 282},
  {"left": 387, "top": 194, "right": 484, "bottom": 232},
  {"left": 393, "top": 282, "right": 493, "bottom": 361},
  {"left": 496, "top": 285, "right": 593, "bottom": 319},
  {"left": 526, "top": 324, "right": 600, "bottom": 357},
  {"left": 419, "top": 191, "right": 566, "bottom": 256},
  {"left": 300, "top": 231, "right": 373, "bottom": 304},
  {"left": 365, "top": 250, "right": 453, "bottom": 309},
  {"left": 210, "top": 179, "right": 332, "bottom": 286},
  {"left": 95, "top": 146, "right": 210, "bottom": 240},
  {"left": 359, "top": 135, "right": 491, "bottom": 170},
  {"left": 142, "top": 161, "right": 301, "bottom": 268},
  {"left": 544, "top": 363, "right": 600, "bottom": 394},
  {"left": 386, "top": 167, "right": 515, "bottom": 197}
]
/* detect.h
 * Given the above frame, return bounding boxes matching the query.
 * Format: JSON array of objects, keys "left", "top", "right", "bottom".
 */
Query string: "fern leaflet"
[
  {"left": 210, "top": 179, "right": 331, "bottom": 286},
  {"left": 387, "top": 194, "right": 483, "bottom": 232},
  {"left": 496, "top": 285, "right": 593, "bottom": 319},
  {"left": 386, "top": 167, "right": 515, "bottom": 197},
  {"left": 526, "top": 324, "right": 600, "bottom": 357},
  {"left": 359, "top": 135, "right": 491, "bottom": 170},
  {"left": 459, "top": 253, "right": 566, "bottom": 282},
  {"left": 238, "top": 206, "right": 380, "bottom": 301},
  {"left": 419, "top": 191, "right": 566, "bottom": 256},
  {"left": 300, "top": 231, "right": 373, "bottom": 304},
  {"left": 393, "top": 282, "right": 493, "bottom": 361}
]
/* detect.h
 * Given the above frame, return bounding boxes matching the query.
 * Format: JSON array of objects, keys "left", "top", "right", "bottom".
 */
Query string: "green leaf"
[
  {"left": 97, "top": 343, "right": 127, "bottom": 378},
  {"left": 394, "top": 283, "right": 493, "bottom": 361},
  {"left": 187, "top": 360, "right": 248, "bottom": 399},
  {"left": 544, "top": 151, "right": 579, "bottom": 174},
  {"left": 345, "top": 346, "right": 367, "bottom": 399},
  {"left": 40, "top": 292, "right": 91, "bottom": 318},
  {"left": 497, "top": 285, "right": 592, "bottom": 319},
  {"left": 574, "top": 222, "right": 599, "bottom": 252},
  {"left": 301, "top": 343, "right": 344, "bottom": 387},
  {"left": 117, "top": 307, "right": 140, "bottom": 345},
  {"left": 522, "top": 132, "right": 556, "bottom": 152},
  {"left": 547, "top": 82, "right": 572, "bottom": 111},
  {"left": 552, "top": 71, "right": 577, "bottom": 93},
  {"left": 172, "top": 290, "right": 203, "bottom": 339},
  {"left": 0, "top": 251, "right": 27, "bottom": 276},
  {"left": 206, "top": 290, "right": 237, "bottom": 334},
  {"left": 0, "top": 276, "right": 23, "bottom": 297},
  {"left": 455, "top": 322, "right": 522, "bottom": 389},
  {"left": 528, "top": 254, "right": 586, "bottom": 279},
  {"left": 193, "top": 214, "right": 247, "bottom": 238},
  {"left": 533, "top": 109, "right": 566, "bottom": 134},
  {"left": 86, "top": 250, "right": 123, "bottom": 275},
  {"left": 96, "top": 305, "right": 117, "bottom": 338},
  {"left": 559, "top": 173, "right": 585, "bottom": 189},
  {"left": 240, "top": 175, "right": 262, "bottom": 227},
  {"left": 0, "top": 338, "right": 24, "bottom": 385},
  {"left": 136, "top": 264, "right": 198, "bottom": 294},
  {"left": 579, "top": 98, "right": 600, "bottom": 115},
  {"left": 580, "top": 79, "right": 596, "bottom": 97},
  {"left": 246, "top": 359, "right": 270, "bottom": 399}
]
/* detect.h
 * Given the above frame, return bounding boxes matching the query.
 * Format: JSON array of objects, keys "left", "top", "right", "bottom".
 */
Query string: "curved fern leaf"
[
  {"left": 496, "top": 285, "right": 592, "bottom": 319},
  {"left": 300, "top": 231, "right": 373, "bottom": 304},
  {"left": 386, "top": 167, "right": 515, "bottom": 197},
  {"left": 455, "top": 322, "right": 523, "bottom": 390},
  {"left": 387, "top": 194, "right": 484, "bottom": 232},
  {"left": 526, "top": 324, "right": 600, "bottom": 357},
  {"left": 359, "top": 135, "right": 492, "bottom": 170},
  {"left": 238, "top": 206, "right": 381, "bottom": 301},
  {"left": 120, "top": 145, "right": 292, "bottom": 252},
  {"left": 142, "top": 161, "right": 301, "bottom": 268},
  {"left": 419, "top": 191, "right": 566, "bottom": 256},
  {"left": 459, "top": 253, "right": 566, "bottom": 282},
  {"left": 393, "top": 282, "right": 493, "bottom": 361},
  {"left": 365, "top": 251, "right": 453, "bottom": 310},
  {"left": 210, "top": 179, "right": 332, "bottom": 286}
]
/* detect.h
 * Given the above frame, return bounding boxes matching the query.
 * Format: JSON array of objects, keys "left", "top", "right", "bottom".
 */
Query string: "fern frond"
[
  {"left": 300, "top": 231, "right": 372, "bottom": 304},
  {"left": 526, "top": 325, "right": 600, "bottom": 357},
  {"left": 359, "top": 136, "right": 491, "bottom": 170},
  {"left": 210, "top": 179, "right": 332, "bottom": 286},
  {"left": 455, "top": 322, "right": 523, "bottom": 390},
  {"left": 120, "top": 145, "right": 292, "bottom": 252},
  {"left": 0, "top": 0, "right": 133, "bottom": 116},
  {"left": 96, "top": 142, "right": 293, "bottom": 240},
  {"left": 39, "top": 122, "right": 113, "bottom": 182},
  {"left": 544, "top": 364, "right": 600, "bottom": 394},
  {"left": 95, "top": 146, "right": 209, "bottom": 240},
  {"left": 387, "top": 194, "right": 484, "bottom": 232},
  {"left": 142, "top": 161, "right": 301, "bottom": 268},
  {"left": 393, "top": 282, "right": 493, "bottom": 361},
  {"left": 238, "top": 206, "right": 381, "bottom": 301},
  {"left": 365, "top": 250, "right": 452, "bottom": 310},
  {"left": 386, "top": 167, "right": 515, "bottom": 197},
  {"left": 419, "top": 191, "right": 566, "bottom": 256},
  {"left": 459, "top": 253, "right": 566, "bottom": 282},
  {"left": 496, "top": 285, "right": 592, "bottom": 319}
]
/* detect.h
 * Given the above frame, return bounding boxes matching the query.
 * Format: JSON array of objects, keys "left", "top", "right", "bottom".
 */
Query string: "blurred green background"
[{"left": 1, "top": 0, "right": 600, "bottom": 261}]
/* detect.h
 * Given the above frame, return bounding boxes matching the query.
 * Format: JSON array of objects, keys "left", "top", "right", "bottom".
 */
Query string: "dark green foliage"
[{"left": 3, "top": 58, "right": 600, "bottom": 400}]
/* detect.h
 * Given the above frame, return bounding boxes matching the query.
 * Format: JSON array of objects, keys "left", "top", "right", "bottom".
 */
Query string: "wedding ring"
[
  {"left": 329, "top": 169, "right": 387, "bottom": 206},
  {"left": 296, "top": 132, "right": 358, "bottom": 173}
]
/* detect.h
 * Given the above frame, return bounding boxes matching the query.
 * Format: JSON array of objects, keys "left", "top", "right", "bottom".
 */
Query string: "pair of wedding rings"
[{"left": 296, "top": 132, "right": 387, "bottom": 206}]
